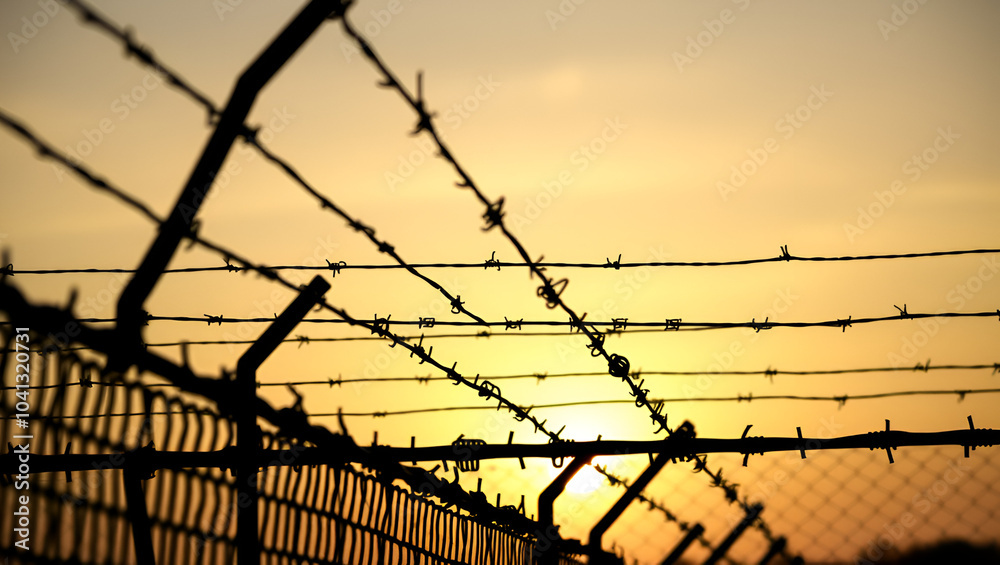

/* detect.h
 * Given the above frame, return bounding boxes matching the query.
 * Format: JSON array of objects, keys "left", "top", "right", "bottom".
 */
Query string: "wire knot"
[
  {"left": 418, "top": 317, "right": 435, "bottom": 328},
  {"left": 608, "top": 354, "right": 630, "bottom": 380},
  {"left": 536, "top": 278, "right": 568, "bottom": 309},
  {"left": 867, "top": 419, "right": 897, "bottom": 463},
  {"left": 612, "top": 318, "right": 628, "bottom": 332},
  {"left": 224, "top": 258, "right": 242, "bottom": 273},
  {"left": 964, "top": 415, "right": 995, "bottom": 457},
  {"left": 548, "top": 431, "right": 571, "bottom": 468},
  {"left": 605, "top": 254, "right": 621, "bottom": 270},
  {"left": 504, "top": 317, "right": 523, "bottom": 331},
  {"left": 484, "top": 251, "right": 501, "bottom": 270},
  {"left": 586, "top": 328, "right": 606, "bottom": 357},
  {"left": 482, "top": 198, "right": 505, "bottom": 231},
  {"left": 349, "top": 219, "right": 375, "bottom": 237},
  {"left": 779, "top": 245, "right": 792, "bottom": 261},
  {"left": 894, "top": 304, "right": 910, "bottom": 319},
  {"left": 751, "top": 317, "right": 772, "bottom": 332},
  {"left": 740, "top": 424, "right": 765, "bottom": 466},
  {"left": 326, "top": 259, "right": 346, "bottom": 276},
  {"left": 450, "top": 295, "right": 465, "bottom": 314},
  {"left": 372, "top": 314, "right": 392, "bottom": 337},
  {"left": 409, "top": 335, "right": 432, "bottom": 363},
  {"left": 477, "top": 379, "right": 503, "bottom": 410},
  {"left": 630, "top": 379, "right": 650, "bottom": 408},
  {"left": 649, "top": 401, "right": 668, "bottom": 433},
  {"left": 664, "top": 318, "right": 682, "bottom": 331},
  {"left": 204, "top": 314, "right": 223, "bottom": 326}
]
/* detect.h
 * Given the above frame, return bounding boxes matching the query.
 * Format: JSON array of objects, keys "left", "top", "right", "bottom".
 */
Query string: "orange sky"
[{"left": 2, "top": 0, "right": 999, "bottom": 562}]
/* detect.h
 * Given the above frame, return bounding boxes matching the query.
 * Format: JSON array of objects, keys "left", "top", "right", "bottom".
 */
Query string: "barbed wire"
[
  {"left": 4, "top": 360, "right": 994, "bottom": 390},
  {"left": 10, "top": 244, "right": 1000, "bottom": 275},
  {"left": 0, "top": 109, "right": 570, "bottom": 448},
  {"left": 339, "top": 16, "right": 671, "bottom": 441},
  {"left": 592, "top": 464, "right": 717, "bottom": 548},
  {"left": 310, "top": 388, "right": 1000, "bottom": 417},
  {"left": 2, "top": 107, "right": 772, "bottom": 553},
  {"left": 60, "top": 0, "right": 221, "bottom": 124},
  {"left": 14, "top": 309, "right": 995, "bottom": 333},
  {"left": 56, "top": 0, "right": 487, "bottom": 328}
]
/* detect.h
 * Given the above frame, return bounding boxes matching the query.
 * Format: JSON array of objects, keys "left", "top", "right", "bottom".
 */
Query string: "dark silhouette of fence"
[{"left": 0, "top": 1, "right": 997, "bottom": 564}]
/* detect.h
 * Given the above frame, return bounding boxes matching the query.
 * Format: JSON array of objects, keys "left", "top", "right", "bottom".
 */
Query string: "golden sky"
[{"left": 2, "top": 0, "right": 999, "bottom": 562}]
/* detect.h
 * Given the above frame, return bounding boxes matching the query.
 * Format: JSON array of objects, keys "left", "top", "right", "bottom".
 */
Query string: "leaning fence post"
[
  {"left": 123, "top": 444, "right": 156, "bottom": 564},
  {"left": 660, "top": 523, "right": 705, "bottom": 565},
  {"left": 703, "top": 503, "right": 763, "bottom": 565},
  {"left": 536, "top": 455, "right": 594, "bottom": 564},
  {"left": 588, "top": 450, "right": 672, "bottom": 564},
  {"left": 235, "top": 275, "right": 330, "bottom": 565},
  {"left": 114, "top": 0, "right": 347, "bottom": 350}
]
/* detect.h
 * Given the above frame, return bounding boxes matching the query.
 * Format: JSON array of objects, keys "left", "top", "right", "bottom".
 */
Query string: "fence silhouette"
[
  {"left": 0, "top": 328, "right": 586, "bottom": 565},
  {"left": 1, "top": 0, "right": 998, "bottom": 564}
]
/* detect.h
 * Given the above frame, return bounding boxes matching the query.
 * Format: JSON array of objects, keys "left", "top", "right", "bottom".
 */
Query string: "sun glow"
[{"left": 566, "top": 464, "right": 608, "bottom": 494}]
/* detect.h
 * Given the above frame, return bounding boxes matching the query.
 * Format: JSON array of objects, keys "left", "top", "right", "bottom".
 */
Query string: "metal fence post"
[
  {"left": 660, "top": 523, "right": 705, "bottom": 565},
  {"left": 588, "top": 451, "right": 672, "bottom": 563},
  {"left": 235, "top": 275, "right": 330, "bottom": 565},
  {"left": 703, "top": 503, "right": 763, "bottom": 565},
  {"left": 123, "top": 444, "right": 156, "bottom": 564},
  {"left": 536, "top": 455, "right": 594, "bottom": 564},
  {"left": 115, "top": 0, "right": 346, "bottom": 349}
]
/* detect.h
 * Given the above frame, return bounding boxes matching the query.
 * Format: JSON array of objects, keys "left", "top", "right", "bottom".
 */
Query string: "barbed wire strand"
[
  {"left": 340, "top": 15, "right": 671, "bottom": 439},
  {"left": 311, "top": 388, "right": 1000, "bottom": 417},
  {"left": 5, "top": 361, "right": 994, "bottom": 390},
  {"left": 57, "top": 0, "right": 487, "bottom": 328},
  {"left": 2, "top": 105, "right": 749, "bottom": 557},
  {"left": 15, "top": 310, "right": 996, "bottom": 334},
  {"left": 0, "top": 110, "right": 565, "bottom": 447},
  {"left": 10, "top": 244, "right": 1000, "bottom": 275},
  {"left": 339, "top": 19, "right": 999, "bottom": 536}
]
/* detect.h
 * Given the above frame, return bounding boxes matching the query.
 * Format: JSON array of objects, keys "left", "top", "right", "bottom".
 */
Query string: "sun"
[
  {"left": 566, "top": 463, "right": 609, "bottom": 494},
  {"left": 544, "top": 456, "right": 619, "bottom": 495}
]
